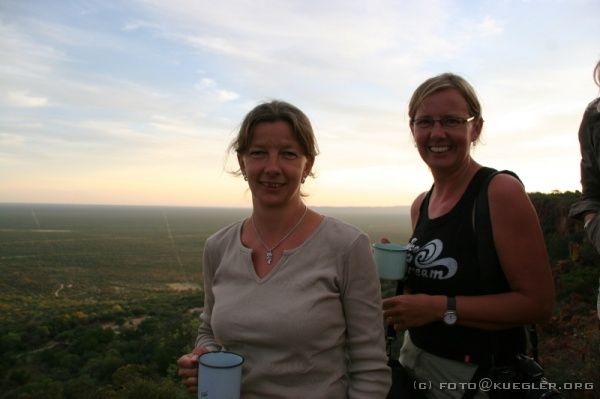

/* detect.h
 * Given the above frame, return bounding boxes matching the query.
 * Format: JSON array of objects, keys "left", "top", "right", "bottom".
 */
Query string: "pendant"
[{"left": 266, "top": 250, "right": 273, "bottom": 265}]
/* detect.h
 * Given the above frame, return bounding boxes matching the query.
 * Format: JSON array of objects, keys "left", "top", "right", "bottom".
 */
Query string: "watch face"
[{"left": 443, "top": 311, "right": 457, "bottom": 325}]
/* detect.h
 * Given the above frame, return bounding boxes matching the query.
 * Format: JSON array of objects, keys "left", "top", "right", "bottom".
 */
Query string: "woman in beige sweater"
[{"left": 177, "top": 100, "right": 390, "bottom": 398}]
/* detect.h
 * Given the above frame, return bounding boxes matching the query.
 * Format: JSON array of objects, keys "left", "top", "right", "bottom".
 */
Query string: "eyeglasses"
[{"left": 411, "top": 115, "right": 475, "bottom": 129}]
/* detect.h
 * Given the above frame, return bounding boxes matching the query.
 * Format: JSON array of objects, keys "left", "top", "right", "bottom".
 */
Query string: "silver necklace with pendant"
[{"left": 251, "top": 206, "right": 308, "bottom": 265}]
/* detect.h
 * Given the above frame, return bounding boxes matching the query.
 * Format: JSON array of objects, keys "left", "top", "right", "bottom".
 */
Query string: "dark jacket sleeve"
[{"left": 569, "top": 98, "right": 600, "bottom": 220}]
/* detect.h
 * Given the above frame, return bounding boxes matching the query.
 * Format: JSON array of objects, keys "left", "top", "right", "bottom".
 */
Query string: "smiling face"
[
  {"left": 238, "top": 120, "right": 313, "bottom": 209},
  {"left": 410, "top": 88, "right": 482, "bottom": 174}
]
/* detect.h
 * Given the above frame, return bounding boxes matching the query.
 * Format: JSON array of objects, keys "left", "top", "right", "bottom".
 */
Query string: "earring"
[
  {"left": 243, "top": 174, "right": 248, "bottom": 181},
  {"left": 301, "top": 175, "right": 306, "bottom": 184}
]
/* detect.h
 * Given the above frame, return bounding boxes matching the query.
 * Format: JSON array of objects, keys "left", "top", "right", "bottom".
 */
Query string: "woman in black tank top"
[{"left": 382, "top": 73, "right": 555, "bottom": 399}]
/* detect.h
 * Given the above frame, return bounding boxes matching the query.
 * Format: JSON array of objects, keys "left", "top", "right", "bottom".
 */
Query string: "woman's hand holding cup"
[{"left": 177, "top": 346, "right": 210, "bottom": 393}]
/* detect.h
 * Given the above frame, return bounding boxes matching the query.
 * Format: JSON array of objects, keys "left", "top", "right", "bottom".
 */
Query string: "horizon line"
[{"left": 0, "top": 201, "right": 412, "bottom": 209}]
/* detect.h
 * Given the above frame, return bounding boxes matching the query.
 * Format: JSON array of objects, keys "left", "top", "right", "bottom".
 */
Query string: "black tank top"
[{"left": 406, "top": 167, "right": 525, "bottom": 363}]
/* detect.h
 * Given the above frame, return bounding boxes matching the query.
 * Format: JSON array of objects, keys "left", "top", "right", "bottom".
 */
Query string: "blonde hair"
[{"left": 408, "top": 73, "right": 482, "bottom": 121}]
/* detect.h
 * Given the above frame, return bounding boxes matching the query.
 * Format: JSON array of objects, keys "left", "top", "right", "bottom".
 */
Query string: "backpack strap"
[
  {"left": 386, "top": 281, "right": 404, "bottom": 362},
  {"left": 473, "top": 169, "right": 537, "bottom": 358},
  {"left": 473, "top": 169, "right": 520, "bottom": 294},
  {"left": 463, "top": 168, "right": 537, "bottom": 399}
]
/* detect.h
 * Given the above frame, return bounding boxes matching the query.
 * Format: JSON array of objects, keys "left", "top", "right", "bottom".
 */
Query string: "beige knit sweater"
[{"left": 196, "top": 216, "right": 390, "bottom": 398}]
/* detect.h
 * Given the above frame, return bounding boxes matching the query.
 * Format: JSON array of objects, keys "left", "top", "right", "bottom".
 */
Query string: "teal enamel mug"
[{"left": 372, "top": 242, "right": 408, "bottom": 280}]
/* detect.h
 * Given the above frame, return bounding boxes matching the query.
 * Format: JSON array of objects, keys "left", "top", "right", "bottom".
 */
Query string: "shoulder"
[
  {"left": 582, "top": 98, "right": 600, "bottom": 126},
  {"left": 313, "top": 216, "right": 372, "bottom": 256},
  {"left": 320, "top": 216, "right": 366, "bottom": 243},
  {"left": 487, "top": 172, "right": 525, "bottom": 200},
  {"left": 317, "top": 218, "right": 376, "bottom": 277},
  {"left": 486, "top": 172, "right": 533, "bottom": 216},
  {"left": 411, "top": 192, "right": 428, "bottom": 211},
  {"left": 586, "top": 97, "right": 600, "bottom": 113},
  {"left": 410, "top": 192, "right": 428, "bottom": 223},
  {"left": 205, "top": 220, "right": 243, "bottom": 250}
]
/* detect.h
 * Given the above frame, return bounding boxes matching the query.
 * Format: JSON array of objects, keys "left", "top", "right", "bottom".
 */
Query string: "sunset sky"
[{"left": 1, "top": 0, "right": 599, "bottom": 207}]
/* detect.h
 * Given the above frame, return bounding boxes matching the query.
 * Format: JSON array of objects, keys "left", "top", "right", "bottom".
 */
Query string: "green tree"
[
  {"left": 84, "top": 350, "right": 125, "bottom": 383},
  {"left": 0, "top": 332, "right": 23, "bottom": 352},
  {"left": 15, "top": 377, "right": 63, "bottom": 399},
  {"left": 64, "top": 374, "right": 96, "bottom": 399}
]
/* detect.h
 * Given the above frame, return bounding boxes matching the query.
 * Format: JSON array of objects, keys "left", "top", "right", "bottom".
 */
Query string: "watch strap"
[{"left": 447, "top": 296, "right": 456, "bottom": 311}]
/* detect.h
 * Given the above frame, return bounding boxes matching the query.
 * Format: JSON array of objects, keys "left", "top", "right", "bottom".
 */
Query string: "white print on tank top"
[{"left": 406, "top": 238, "right": 457, "bottom": 280}]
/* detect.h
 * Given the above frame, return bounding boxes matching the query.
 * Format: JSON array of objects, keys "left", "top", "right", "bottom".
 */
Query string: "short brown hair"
[{"left": 229, "top": 100, "right": 319, "bottom": 176}]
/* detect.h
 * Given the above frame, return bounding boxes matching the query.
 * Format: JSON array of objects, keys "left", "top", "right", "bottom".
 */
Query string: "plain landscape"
[{"left": 0, "top": 199, "right": 598, "bottom": 398}]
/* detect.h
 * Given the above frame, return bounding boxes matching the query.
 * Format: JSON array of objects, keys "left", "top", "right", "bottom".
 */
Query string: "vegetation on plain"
[{"left": 0, "top": 199, "right": 597, "bottom": 398}]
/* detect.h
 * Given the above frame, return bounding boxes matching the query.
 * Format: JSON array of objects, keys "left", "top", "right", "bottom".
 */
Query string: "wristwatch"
[{"left": 443, "top": 296, "right": 457, "bottom": 325}]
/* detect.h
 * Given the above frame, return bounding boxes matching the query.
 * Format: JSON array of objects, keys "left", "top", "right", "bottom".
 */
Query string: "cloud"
[
  {"left": 5, "top": 91, "right": 49, "bottom": 107},
  {"left": 149, "top": 115, "right": 203, "bottom": 137},
  {"left": 195, "top": 78, "right": 239, "bottom": 103},
  {"left": 123, "top": 19, "right": 161, "bottom": 32},
  {"left": 184, "top": 34, "right": 265, "bottom": 62},
  {"left": 0, "top": 20, "right": 66, "bottom": 78},
  {"left": 0, "top": 133, "right": 25, "bottom": 147},
  {"left": 217, "top": 90, "right": 239, "bottom": 102},
  {"left": 2, "top": 0, "right": 598, "bottom": 206},
  {"left": 478, "top": 16, "right": 504, "bottom": 36},
  {"left": 134, "top": 0, "right": 457, "bottom": 77}
]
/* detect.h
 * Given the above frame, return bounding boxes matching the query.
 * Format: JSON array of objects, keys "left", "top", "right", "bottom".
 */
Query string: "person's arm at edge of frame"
[
  {"left": 195, "top": 239, "right": 222, "bottom": 350},
  {"left": 343, "top": 233, "right": 391, "bottom": 398},
  {"left": 571, "top": 103, "right": 600, "bottom": 222},
  {"left": 177, "top": 240, "right": 220, "bottom": 393}
]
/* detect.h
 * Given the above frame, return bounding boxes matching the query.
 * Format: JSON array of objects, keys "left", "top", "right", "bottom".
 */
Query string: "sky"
[{"left": 1, "top": 0, "right": 599, "bottom": 208}]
